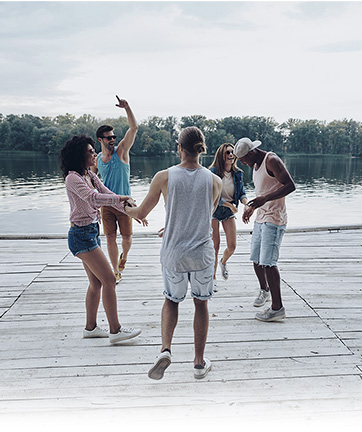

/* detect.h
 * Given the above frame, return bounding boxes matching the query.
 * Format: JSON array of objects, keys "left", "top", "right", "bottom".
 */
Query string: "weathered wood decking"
[{"left": 1, "top": 228, "right": 362, "bottom": 428}]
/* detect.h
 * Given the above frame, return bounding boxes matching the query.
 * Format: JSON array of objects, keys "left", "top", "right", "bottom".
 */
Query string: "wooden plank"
[{"left": 0, "top": 230, "right": 362, "bottom": 421}]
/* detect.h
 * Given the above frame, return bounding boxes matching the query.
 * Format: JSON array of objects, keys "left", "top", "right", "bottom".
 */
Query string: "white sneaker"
[
  {"left": 83, "top": 326, "right": 109, "bottom": 338},
  {"left": 148, "top": 351, "right": 172, "bottom": 380},
  {"left": 219, "top": 259, "right": 229, "bottom": 280},
  {"left": 255, "top": 306, "right": 286, "bottom": 322},
  {"left": 213, "top": 279, "right": 218, "bottom": 293},
  {"left": 109, "top": 327, "right": 141, "bottom": 344},
  {"left": 253, "top": 289, "right": 271, "bottom": 307},
  {"left": 194, "top": 357, "right": 212, "bottom": 379}
]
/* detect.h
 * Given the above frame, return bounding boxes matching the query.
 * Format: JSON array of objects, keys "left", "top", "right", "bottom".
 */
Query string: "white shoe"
[
  {"left": 219, "top": 259, "right": 229, "bottom": 280},
  {"left": 109, "top": 327, "right": 141, "bottom": 344},
  {"left": 83, "top": 326, "right": 109, "bottom": 338},
  {"left": 255, "top": 306, "right": 286, "bottom": 322},
  {"left": 194, "top": 357, "right": 212, "bottom": 379},
  {"left": 148, "top": 351, "right": 172, "bottom": 380},
  {"left": 253, "top": 289, "right": 271, "bottom": 307}
]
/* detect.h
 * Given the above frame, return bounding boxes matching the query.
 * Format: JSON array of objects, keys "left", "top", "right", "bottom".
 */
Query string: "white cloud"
[{"left": 1, "top": 1, "right": 362, "bottom": 123}]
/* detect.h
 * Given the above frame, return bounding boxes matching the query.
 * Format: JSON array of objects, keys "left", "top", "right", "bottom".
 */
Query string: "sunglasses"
[
  {"left": 225, "top": 150, "right": 235, "bottom": 156},
  {"left": 103, "top": 135, "right": 117, "bottom": 141},
  {"left": 88, "top": 148, "right": 96, "bottom": 155}
]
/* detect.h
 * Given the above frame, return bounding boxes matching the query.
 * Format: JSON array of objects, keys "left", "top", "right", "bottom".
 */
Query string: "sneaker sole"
[
  {"left": 194, "top": 364, "right": 212, "bottom": 379},
  {"left": 255, "top": 314, "right": 286, "bottom": 322},
  {"left": 253, "top": 299, "right": 270, "bottom": 307},
  {"left": 148, "top": 357, "right": 171, "bottom": 380},
  {"left": 109, "top": 330, "right": 141, "bottom": 344},
  {"left": 83, "top": 334, "right": 109, "bottom": 338}
]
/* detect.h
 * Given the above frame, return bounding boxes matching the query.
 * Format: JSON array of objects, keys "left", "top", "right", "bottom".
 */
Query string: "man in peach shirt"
[{"left": 234, "top": 138, "right": 296, "bottom": 322}]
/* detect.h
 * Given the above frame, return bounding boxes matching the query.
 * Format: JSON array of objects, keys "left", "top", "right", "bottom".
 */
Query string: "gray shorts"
[
  {"left": 162, "top": 263, "right": 214, "bottom": 303},
  {"left": 250, "top": 222, "right": 286, "bottom": 267}
]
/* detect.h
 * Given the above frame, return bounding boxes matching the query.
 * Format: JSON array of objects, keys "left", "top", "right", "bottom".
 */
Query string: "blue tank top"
[{"left": 97, "top": 146, "right": 131, "bottom": 196}]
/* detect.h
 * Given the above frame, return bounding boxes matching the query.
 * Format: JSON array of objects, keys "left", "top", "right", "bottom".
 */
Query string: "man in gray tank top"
[{"left": 126, "top": 127, "right": 222, "bottom": 380}]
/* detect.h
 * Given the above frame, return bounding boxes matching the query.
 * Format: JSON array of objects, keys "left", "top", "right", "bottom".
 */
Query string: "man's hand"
[
  {"left": 242, "top": 205, "right": 254, "bottom": 224},
  {"left": 124, "top": 197, "right": 137, "bottom": 207},
  {"left": 247, "top": 196, "right": 267, "bottom": 210},
  {"left": 115, "top": 95, "right": 129, "bottom": 109},
  {"left": 135, "top": 218, "right": 148, "bottom": 227}
]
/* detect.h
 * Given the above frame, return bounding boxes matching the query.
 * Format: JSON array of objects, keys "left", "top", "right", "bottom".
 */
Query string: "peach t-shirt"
[{"left": 253, "top": 152, "right": 288, "bottom": 226}]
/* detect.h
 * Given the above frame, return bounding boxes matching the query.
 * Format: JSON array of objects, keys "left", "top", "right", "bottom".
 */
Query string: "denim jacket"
[{"left": 210, "top": 167, "right": 247, "bottom": 208}]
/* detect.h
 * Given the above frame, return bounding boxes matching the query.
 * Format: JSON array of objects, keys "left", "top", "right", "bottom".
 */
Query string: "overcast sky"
[{"left": 1, "top": 1, "right": 362, "bottom": 124}]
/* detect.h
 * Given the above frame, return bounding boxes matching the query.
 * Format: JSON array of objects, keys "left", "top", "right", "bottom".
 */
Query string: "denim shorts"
[
  {"left": 68, "top": 222, "right": 101, "bottom": 256},
  {"left": 162, "top": 262, "right": 214, "bottom": 303},
  {"left": 250, "top": 222, "right": 286, "bottom": 267},
  {"left": 212, "top": 205, "right": 235, "bottom": 222}
]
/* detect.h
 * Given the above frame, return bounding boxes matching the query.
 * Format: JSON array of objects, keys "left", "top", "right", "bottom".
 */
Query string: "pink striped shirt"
[{"left": 65, "top": 171, "right": 127, "bottom": 226}]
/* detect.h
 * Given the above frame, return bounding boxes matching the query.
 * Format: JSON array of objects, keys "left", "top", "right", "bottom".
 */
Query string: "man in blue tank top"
[{"left": 91, "top": 96, "right": 138, "bottom": 283}]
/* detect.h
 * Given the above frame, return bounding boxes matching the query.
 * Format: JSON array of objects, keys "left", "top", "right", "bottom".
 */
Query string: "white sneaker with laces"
[
  {"left": 109, "top": 327, "right": 141, "bottom": 344},
  {"left": 194, "top": 357, "right": 212, "bottom": 379},
  {"left": 253, "top": 289, "right": 271, "bottom": 307},
  {"left": 255, "top": 306, "right": 286, "bottom": 322},
  {"left": 219, "top": 259, "right": 229, "bottom": 280},
  {"left": 83, "top": 326, "right": 109, "bottom": 338},
  {"left": 148, "top": 351, "right": 172, "bottom": 380}
]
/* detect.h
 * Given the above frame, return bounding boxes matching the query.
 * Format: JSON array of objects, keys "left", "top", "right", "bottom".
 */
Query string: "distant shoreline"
[{"left": 1, "top": 224, "right": 361, "bottom": 240}]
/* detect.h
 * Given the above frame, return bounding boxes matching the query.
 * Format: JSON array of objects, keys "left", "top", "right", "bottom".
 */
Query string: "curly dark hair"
[{"left": 60, "top": 135, "right": 96, "bottom": 179}]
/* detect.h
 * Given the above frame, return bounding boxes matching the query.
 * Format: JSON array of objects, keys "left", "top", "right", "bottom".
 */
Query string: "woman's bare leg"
[
  {"left": 211, "top": 219, "right": 220, "bottom": 279},
  {"left": 221, "top": 217, "right": 237, "bottom": 264},
  {"left": 78, "top": 247, "right": 121, "bottom": 334}
]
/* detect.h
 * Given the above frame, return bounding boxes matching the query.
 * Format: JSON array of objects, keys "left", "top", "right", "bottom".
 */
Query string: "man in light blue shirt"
[{"left": 92, "top": 96, "right": 138, "bottom": 283}]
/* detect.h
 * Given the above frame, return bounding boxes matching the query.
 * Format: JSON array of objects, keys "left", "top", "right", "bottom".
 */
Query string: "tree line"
[{"left": 1, "top": 112, "right": 361, "bottom": 156}]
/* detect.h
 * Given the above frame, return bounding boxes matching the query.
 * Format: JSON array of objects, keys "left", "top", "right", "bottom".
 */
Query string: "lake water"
[{"left": 0, "top": 152, "right": 361, "bottom": 235}]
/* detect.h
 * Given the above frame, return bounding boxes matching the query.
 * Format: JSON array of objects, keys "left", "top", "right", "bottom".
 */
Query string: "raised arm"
[
  {"left": 115, "top": 96, "right": 138, "bottom": 164},
  {"left": 125, "top": 170, "right": 168, "bottom": 220}
]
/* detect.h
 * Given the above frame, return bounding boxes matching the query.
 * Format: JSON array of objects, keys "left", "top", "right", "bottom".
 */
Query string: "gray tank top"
[{"left": 160, "top": 165, "right": 215, "bottom": 272}]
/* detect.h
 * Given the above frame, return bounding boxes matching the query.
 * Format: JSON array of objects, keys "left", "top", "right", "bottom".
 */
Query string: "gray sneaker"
[
  {"left": 253, "top": 289, "right": 271, "bottom": 307},
  {"left": 219, "top": 259, "right": 229, "bottom": 280},
  {"left": 255, "top": 306, "right": 286, "bottom": 322}
]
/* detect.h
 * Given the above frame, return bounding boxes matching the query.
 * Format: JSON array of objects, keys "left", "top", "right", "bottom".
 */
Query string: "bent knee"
[{"left": 106, "top": 232, "right": 117, "bottom": 241}]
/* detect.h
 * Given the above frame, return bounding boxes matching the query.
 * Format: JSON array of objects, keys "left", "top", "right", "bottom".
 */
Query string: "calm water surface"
[{"left": 0, "top": 152, "right": 361, "bottom": 234}]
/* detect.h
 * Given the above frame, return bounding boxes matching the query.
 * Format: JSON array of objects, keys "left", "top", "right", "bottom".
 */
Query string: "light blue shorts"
[
  {"left": 250, "top": 222, "right": 286, "bottom": 267},
  {"left": 162, "top": 263, "right": 214, "bottom": 303}
]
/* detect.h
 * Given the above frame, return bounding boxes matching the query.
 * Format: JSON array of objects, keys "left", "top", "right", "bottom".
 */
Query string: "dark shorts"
[
  {"left": 68, "top": 222, "right": 101, "bottom": 256},
  {"left": 212, "top": 205, "right": 235, "bottom": 222}
]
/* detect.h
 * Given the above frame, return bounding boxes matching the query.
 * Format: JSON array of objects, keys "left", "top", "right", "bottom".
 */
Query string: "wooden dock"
[{"left": 1, "top": 228, "right": 362, "bottom": 429}]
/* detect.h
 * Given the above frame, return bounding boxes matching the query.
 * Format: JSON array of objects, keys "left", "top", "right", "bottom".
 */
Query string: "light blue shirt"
[{"left": 97, "top": 146, "right": 131, "bottom": 196}]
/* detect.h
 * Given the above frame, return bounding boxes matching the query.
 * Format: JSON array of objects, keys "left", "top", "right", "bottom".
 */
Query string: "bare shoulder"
[
  {"left": 266, "top": 152, "right": 286, "bottom": 172},
  {"left": 153, "top": 169, "right": 169, "bottom": 182}
]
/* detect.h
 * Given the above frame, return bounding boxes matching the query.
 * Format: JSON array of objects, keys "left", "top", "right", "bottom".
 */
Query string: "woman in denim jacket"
[{"left": 209, "top": 143, "right": 248, "bottom": 290}]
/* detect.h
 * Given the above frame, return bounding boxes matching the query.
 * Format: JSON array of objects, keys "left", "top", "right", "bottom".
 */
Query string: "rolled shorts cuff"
[
  {"left": 250, "top": 222, "right": 286, "bottom": 267},
  {"left": 162, "top": 263, "right": 214, "bottom": 303},
  {"left": 212, "top": 205, "right": 235, "bottom": 222},
  {"left": 68, "top": 222, "right": 101, "bottom": 257}
]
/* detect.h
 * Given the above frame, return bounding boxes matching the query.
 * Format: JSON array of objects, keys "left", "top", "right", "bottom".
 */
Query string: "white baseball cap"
[{"left": 233, "top": 137, "right": 262, "bottom": 158}]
